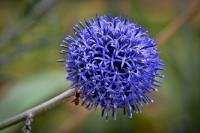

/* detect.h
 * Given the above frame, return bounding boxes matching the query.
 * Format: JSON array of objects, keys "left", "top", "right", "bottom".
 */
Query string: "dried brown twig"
[{"left": 0, "top": 0, "right": 200, "bottom": 131}]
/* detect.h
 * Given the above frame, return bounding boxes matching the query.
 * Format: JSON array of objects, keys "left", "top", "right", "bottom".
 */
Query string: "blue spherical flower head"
[{"left": 60, "top": 14, "right": 165, "bottom": 120}]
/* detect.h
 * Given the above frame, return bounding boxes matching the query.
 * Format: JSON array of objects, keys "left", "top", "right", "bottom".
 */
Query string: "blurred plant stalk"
[
  {"left": 0, "top": 88, "right": 75, "bottom": 130},
  {"left": 156, "top": 0, "right": 200, "bottom": 48},
  {"left": 0, "top": 0, "right": 200, "bottom": 131},
  {"left": 0, "top": 0, "right": 60, "bottom": 48}
]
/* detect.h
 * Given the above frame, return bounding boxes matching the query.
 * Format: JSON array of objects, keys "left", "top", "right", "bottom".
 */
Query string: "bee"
[{"left": 72, "top": 90, "right": 80, "bottom": 106}]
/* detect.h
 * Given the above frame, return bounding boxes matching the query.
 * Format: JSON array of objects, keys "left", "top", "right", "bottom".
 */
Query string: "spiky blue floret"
[{"left": 60, "top": 14, "right": 165, "bottom": 120}]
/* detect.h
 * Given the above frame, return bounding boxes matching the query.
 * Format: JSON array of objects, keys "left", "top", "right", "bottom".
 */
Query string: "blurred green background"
[{"left": 0, "top": 0, "right": 200, "bottom": 133}]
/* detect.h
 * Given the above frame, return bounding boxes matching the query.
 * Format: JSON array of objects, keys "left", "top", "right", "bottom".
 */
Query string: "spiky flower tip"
[{"left": 59, "top": 14, "right": 165, "bottom": 120}]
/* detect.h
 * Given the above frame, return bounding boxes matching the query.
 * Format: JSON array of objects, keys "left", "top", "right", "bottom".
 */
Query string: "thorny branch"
[{"left": 0, "top": 0, "right": 200, "bottom": 131}]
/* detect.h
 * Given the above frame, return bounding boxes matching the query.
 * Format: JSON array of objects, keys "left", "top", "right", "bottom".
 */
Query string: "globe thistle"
[{"left": 59, "top": 14, "right": 165, "bottom": 120}]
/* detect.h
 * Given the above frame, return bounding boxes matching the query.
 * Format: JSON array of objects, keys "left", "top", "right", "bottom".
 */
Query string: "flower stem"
[{"left": 0, "top": 89, "right": 75, "bottom": 130}]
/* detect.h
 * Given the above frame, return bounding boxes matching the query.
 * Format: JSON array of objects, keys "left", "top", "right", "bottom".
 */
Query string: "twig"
[
  {"left": 0, "top": 89, "right": 75, "bottom": 130},
  {"left": 0, "top": 0, "right": 200, "bottom": 131},
  {"left": 22, "top": 114, "right": 33, "bottom": 133},
  {"left": 0, "top": 0, "right": 60, "bottom": 48},
  {"left": 156, "top": 0, "right": 200, "bottom": 48}
]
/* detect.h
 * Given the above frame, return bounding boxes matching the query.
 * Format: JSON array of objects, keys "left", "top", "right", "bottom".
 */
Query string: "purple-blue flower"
[{"left": 59, "top": 14, "right": 164, "bottom": 120}]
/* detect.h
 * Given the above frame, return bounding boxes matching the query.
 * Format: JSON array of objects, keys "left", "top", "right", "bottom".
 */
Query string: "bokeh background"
[{"left": 0, "top": 0, "right": 200, "bottom": 133}]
